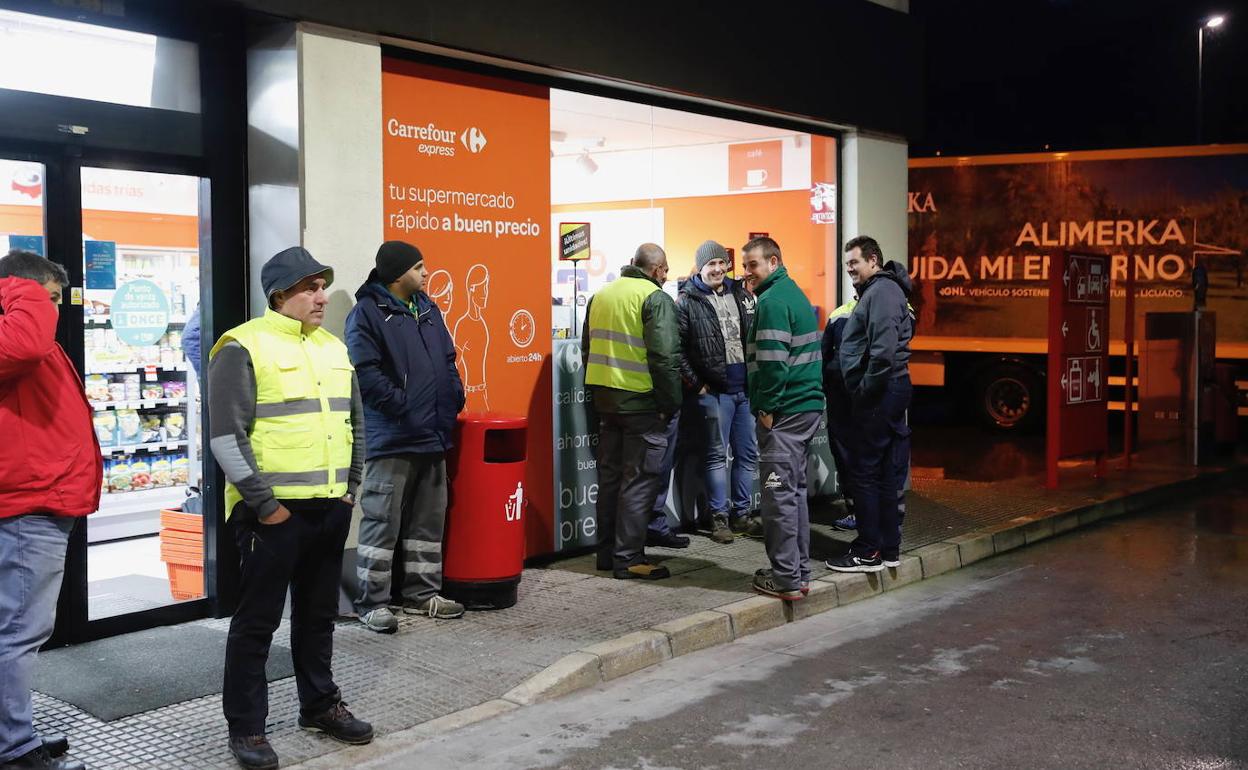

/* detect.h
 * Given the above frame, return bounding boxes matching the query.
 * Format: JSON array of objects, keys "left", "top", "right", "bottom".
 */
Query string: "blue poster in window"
[
  {"left": 8, "top": 235, "right": 44, "bottom": 256},
  {"left": 84, "top": 241, "right": 117, "bottom": 290},
  {"left": 111, "top": 280, "right": 170, "bottom": 347}
]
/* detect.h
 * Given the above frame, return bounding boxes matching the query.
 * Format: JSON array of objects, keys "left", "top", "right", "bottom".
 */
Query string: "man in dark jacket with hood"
[
  {"left": 677, "top": 240, "right": 758, "bottom": 544},
  {"left": 826, "top": 235, "right": 914, "bottom": 574},
  {"left": 346, "top": 241, "right": 466, "bottom": 631}
]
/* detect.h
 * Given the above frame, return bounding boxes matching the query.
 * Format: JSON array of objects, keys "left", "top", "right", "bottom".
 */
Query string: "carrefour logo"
[
  {"left": 386, "top": 118, "right": 488, "bottom": 158},
  {"left": 462, "top": 126, "right": 487, "bottom": 154}
]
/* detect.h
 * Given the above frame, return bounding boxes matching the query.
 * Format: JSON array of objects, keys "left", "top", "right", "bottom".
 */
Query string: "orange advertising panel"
[{"left": 381, "top": 59, "right": 554, "bottom": 555}]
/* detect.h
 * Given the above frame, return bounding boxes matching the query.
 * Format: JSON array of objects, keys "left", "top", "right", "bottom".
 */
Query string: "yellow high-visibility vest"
[
  {"left": 210, "top": 308, "right": 354, "bottom": 518},
  {"left": 584, "top": 276, "right": 658, "bottom": 393}
]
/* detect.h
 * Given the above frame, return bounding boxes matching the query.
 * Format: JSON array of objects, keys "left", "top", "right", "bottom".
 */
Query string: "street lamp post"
[{"left": 1198, "top": 14, "right": 1225, "bottom": 144}]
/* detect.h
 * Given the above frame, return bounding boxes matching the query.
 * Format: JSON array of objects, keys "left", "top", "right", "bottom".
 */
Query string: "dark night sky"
[{"left": 909, "top": 0, "right": 1248, "bottom": 156}]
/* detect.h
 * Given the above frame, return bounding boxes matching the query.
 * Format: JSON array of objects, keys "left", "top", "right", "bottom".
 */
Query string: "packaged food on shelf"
[
  {"left": 163, "top": 413, "right": 186, "bottom": 441},
  {"left": 108, "top": 460, "right": 133, "bottom": 493},
  {"left": 85, "top": 374, "right": 111, "bottom": 402},
  {"left": 116, "top": 409, "right": 142, "bottom": 444},
  {"left": 130, "top": 459, "right": 153, "bottom": 490},
  {"left": 171, "top": 454, "right": 189, "bottom": 485},
  {"left": 140, "top": 414, "right": 163, "bottom": 443},
  {"left": 94, "top": 412, "right": 117, "bottom": 447},
  {"left": 151, "top": 456, "right": 173, "bottom": 487},
  {"left": 142, "top": 383, "right": 165, "bottom": 400},
  {"left": 122, "top": 373, "right": 142, "bottom": 401},
  {"left": 162, "top": 380, "right": 187, "bottom": 399},
  {"left": 102, "top": 458, "right": 111, "bottom": 494},
  {"left": 107, "top": 381, "right": 127, "bottom": 403}
]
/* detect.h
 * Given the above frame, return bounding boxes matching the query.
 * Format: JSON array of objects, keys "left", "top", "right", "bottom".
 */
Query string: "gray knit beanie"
[{"left": 694, "top": 240, "right": 729, "bottom": 272}]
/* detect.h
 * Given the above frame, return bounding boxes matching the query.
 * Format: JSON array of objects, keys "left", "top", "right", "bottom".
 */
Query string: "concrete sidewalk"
[{"left": 32, "top": 454, "right": 1241, "bottom": 770}]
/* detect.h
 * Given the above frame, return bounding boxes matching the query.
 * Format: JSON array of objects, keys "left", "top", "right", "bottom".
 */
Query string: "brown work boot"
[
  {"left": 709, "top": 515, "right": 734, "bottom": 544},
  {"left": 613, "top": 562, "right": 671, "bottom": 580}
]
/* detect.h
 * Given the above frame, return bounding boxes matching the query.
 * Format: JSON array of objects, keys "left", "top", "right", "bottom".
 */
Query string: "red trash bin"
[{"left": 442, "top": 413, "right": 528, "bottom": 610}]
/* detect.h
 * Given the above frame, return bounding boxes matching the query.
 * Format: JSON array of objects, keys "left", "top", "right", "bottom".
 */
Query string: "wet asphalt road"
[{"left": 359, "top": 482, "right": 1248, "bottom": 770}]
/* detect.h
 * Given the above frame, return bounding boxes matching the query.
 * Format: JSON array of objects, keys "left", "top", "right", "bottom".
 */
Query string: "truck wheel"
[{"left": 974, "top": 363, "right": 1042, "bottom": 431}]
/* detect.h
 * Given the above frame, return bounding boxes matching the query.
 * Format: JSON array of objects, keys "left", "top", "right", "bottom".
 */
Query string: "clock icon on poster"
[{"left": 509, "top": 309, "right": 535, "bottom": 348}]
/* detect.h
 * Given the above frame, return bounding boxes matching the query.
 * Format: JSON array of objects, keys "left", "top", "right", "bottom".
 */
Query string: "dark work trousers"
[
  {"left": 223, "top": 498, "right": 352, "bottom": 737},
  {"left": 355, "top": 452, "right": 448, "bottom": 612},
  {"left": 757, "top": 411, "right": 823, "bottom": 591},
  {"left": 848, "top": 376, "right": 913, "bottom": 556},
  {"left": 594, "top": 411, "right": 670, "bottom": 570},
  {"left": 824, "top": 386, "right": 857, "bottom": 513},
  {"left": 648, "top": 410, "right": 682, "bottom": 537}
]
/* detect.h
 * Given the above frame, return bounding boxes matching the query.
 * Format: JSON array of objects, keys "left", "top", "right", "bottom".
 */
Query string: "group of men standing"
[
  {"left": 0, "top": 230, "right": 910, "bottom": 770},
  {"left": 582, "top": 235, "right": 914, "bottom": 599}
]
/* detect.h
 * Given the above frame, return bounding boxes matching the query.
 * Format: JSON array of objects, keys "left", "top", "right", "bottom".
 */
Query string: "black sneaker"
[
  {"left": 646, "top": 532, "right": 691, "bottom": 549},
  {"left": 881, "top": 550, "right": 901, "bottom": 568},
  {"left": 298, "top": 701, "right": 374, "bottom": 745},
  {"left": 825, "top": 551, "right": 884, "bottom": 573},
  {"left": 1, "top": 746, "right": 84, "bottom": 770},
  {"left": 228, "top": 735, "right": 278, "bottom": 770},
  {"left": 755, "top": 568, "right": 809, "bottom": 595},
  {"left": 41, "top": 735, "right": 69, "bottom": 758},
  {"left": 751, "top": 570, "right": 803, "bottom": 601}
]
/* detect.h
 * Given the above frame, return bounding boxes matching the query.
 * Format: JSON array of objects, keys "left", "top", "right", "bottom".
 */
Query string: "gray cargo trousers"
[
  {"left": 757, "top": 411, "right": 823, "bottom": 591},
  {"left": 354, "top": 452, "right": 448, "bottom": 612},
  {"left": 594, "top": 411, "right": 670, "bottom": 570}
]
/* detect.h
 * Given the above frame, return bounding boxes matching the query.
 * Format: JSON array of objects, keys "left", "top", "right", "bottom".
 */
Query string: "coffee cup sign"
[{"left": 729, "top": 140, "right": 781, "bottom": 191}]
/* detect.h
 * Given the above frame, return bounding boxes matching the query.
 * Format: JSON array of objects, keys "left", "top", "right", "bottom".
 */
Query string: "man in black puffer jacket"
[
  {"left": 677, "top": 240, "right": 758, "bottom": 544},
  {"left": 346, "top": 241, "right": 467, "bottom": 631}
]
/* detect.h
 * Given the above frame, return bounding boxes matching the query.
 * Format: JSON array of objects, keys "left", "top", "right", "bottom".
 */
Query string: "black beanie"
[{"left": 374, "top": 240, "right": 424, "bottom": 284}]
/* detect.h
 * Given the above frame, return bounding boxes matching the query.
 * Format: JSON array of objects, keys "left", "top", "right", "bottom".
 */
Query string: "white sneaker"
[
  {"left": 405, "top": 595, "right": 466, "bottom": 619},
  {"left": 359, "top": 606, "right": 398, "bottom": 634}
]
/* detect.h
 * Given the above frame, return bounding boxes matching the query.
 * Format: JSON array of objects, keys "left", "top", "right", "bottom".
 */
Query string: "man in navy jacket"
[{"left": 346, "top": 241, "right": 466, "bottom": 631}]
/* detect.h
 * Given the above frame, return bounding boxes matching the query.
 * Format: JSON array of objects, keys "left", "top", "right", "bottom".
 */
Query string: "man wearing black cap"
[
  {"left": 208, "top": 246, "right": 372, "bottom": 770},
  {"left": 345, "top": 241, "right": 466, "bottom": 631}
]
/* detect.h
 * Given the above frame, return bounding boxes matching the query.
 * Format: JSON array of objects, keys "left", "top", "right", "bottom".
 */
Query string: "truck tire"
[{"left": 974, "top": 362, "right": 1042, "bottom": 432}]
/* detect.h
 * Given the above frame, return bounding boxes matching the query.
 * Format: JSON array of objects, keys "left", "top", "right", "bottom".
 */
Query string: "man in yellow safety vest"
[
  {"left": 582, "top": 243, "right": 682, "bottom": 580},
  {"left": 208, "top": 247, "right": 372, "bottom": 770}
]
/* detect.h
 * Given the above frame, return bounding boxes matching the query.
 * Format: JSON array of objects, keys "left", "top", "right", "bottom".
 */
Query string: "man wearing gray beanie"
[{"left": 676, "top": 240, "right": 759, "bottom": 544}]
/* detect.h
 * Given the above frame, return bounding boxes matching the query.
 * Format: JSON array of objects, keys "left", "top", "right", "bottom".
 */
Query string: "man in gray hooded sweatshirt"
[{"left": 826, "top": 235, "right": 914, "bottom": 573}]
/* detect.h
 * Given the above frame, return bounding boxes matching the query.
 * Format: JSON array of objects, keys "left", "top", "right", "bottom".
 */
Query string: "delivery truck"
[{"left": 907, "top": 145, "right": 1248, "bottom": 431}]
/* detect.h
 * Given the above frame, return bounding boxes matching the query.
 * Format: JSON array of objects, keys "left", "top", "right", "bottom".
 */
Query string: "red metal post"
[
  {"left": 1046, "top": 254, "right": 1062, "bottom": 489},
  {"left": 1122, "top": 257, "right": 1137, "bottom": 468}
]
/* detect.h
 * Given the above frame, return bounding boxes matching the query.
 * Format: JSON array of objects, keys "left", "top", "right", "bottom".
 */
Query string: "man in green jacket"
[
  {"left": 581, "top": 244, "right": 682, "bottom": 580},
  {"left": 740, "top": 237, "right": 826, "bottom": 601}
]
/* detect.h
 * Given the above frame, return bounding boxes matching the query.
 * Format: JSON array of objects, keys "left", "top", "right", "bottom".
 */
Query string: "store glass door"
[{"left": 79, "top": 165, "right": 207, "bottom": 621}]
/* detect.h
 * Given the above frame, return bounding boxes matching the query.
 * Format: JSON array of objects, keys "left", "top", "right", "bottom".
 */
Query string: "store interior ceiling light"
[{"left": 577, "top": 152, "right": 599, "bottom": 175}]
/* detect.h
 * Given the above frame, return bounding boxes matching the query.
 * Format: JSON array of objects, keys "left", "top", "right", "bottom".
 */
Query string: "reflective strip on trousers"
[
  {"left": 403, "top": 539, "right": 442, "bottom": 554},
  {"left": 356, "top": 544, "right": 392, "bottom": 563}
]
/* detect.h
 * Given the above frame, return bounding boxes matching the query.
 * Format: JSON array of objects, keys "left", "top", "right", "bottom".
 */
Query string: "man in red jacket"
[{"left": 0, "top": 250, "right": 99, "bottom": 770}]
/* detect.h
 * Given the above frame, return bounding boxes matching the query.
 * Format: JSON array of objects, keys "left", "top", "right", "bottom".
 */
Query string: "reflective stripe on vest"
[
  {"left": 584, "top": 276, "right": 659, "bottom": 393},
  {"left": 211, "top": 308, "right": 354, "bottom": 518}
]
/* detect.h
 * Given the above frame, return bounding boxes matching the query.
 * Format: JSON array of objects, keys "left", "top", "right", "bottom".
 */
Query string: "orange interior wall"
[
  {"left": 2, "top": 205, "right": 198, "bottom": 250},
  {"left": 553, "top": 190, "right": 832, "bottom": 312}
]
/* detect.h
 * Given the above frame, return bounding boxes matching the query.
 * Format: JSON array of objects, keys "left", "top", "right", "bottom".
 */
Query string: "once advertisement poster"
[
  {"left": 908, "top": 150, "right": 1248, "bottom": 347},
  {"left": 381, "top": 59, "right": 554, "bottom": 555}
]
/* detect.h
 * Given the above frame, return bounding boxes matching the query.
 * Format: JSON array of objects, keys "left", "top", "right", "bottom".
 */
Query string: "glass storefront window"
[{"left": 0, "top": 9, "right": 200, "bottom": 113}]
